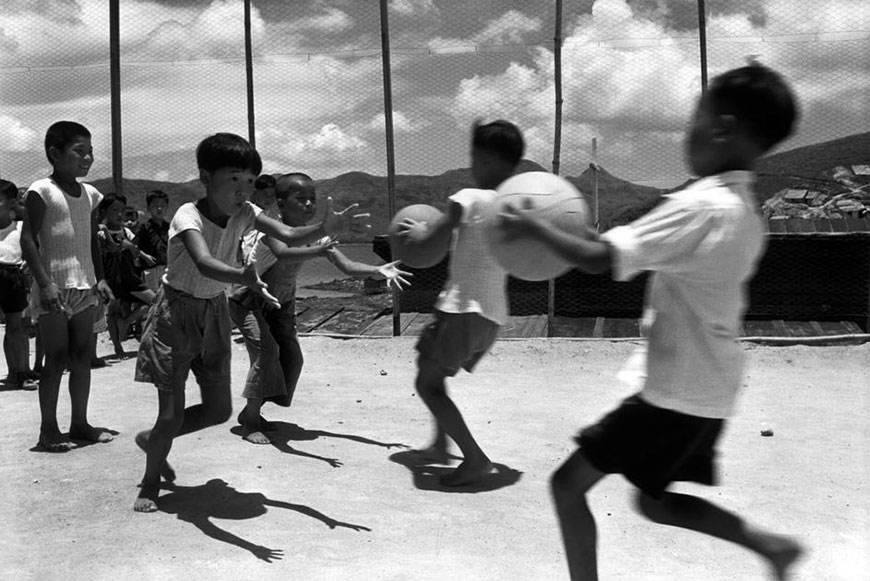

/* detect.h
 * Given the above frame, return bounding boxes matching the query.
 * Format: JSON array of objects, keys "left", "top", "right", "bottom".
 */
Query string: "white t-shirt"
[
  {"left": 27, "top": 177, "right": 102, "bottom": 290},
  {"left": 162, "top": 201, "right": 261, "bottom": 298},
  {"left": 435, "top": 188, "right": 509, "bottom": 325},
  {"left": 0, "top": 220, "right": 23, "bottom": 265},
  {"left": 601, "top": 170, "right": 765, "bottom": 419}
]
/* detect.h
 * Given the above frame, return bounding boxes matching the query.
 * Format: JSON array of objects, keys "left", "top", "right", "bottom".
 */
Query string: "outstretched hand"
[
  {"left": 377, "top": 260, "right": 412, "bottom": 290},
  {"left": 497, "top": 198, "right": 542, "bottom": 241},
  {"left": 323, "top": 197, "right": 371, "bottom": 240},
  {"left": 240, "top": 262, "right": 280, "bottom": 309}
]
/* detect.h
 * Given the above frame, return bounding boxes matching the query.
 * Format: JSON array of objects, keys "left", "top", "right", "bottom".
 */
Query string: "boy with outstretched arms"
[{"left": 133, "top": 133, "right": 369, "bottom": 512}]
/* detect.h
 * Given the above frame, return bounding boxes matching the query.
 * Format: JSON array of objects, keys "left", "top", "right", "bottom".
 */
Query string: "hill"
[{"left": 88, "top": 131, "right": 868, "bottom": 239}]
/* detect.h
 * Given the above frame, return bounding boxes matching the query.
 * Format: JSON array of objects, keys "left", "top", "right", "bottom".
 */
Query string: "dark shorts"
[
  {"left": 135, "top": 285, "right": 231, "bottom": 393},
  {"left": 577, "top": 394, "right": 725, "bottom": 499},
  {"left": 416, "top": 310, "right": 499, "bottom": 376},
  {"left": 0, "top": 265, "right": 28, "bottom": 314}
]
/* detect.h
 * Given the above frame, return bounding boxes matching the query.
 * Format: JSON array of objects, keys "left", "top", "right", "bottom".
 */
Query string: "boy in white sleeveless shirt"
[
  {"left": 132, "top": 133, "right": 370, "bottom": 512},
  {"left": 20, "top": 121, "right": 116, "bottom": 452},
  {"left": 500, "top": 63, "right": 804, "bottom": 580},
  {"left": 394, "top": 120, "right": 524, "bottom": 486}
]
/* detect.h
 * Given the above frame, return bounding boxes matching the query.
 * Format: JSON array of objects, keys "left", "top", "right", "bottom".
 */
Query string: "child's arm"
[
  {"left": 498, "top": 199, "right": 613, "bottom": 274},
  {"left": 325, "top": 248, "right": 412, "bottom": 290},
  {"left": 19, "top": 192, "right": 59, "bottom": 310},
  {"left": 179, "top": 229, "right": 279, "bottom": 307},
  {"left": 255, "top": 197, "right": 371, "bottom": 246},
  {"left": 91, "top": 208, "right": 115, "bottom": 302},
  {"left": 262, "top": 235, "right": 331, "bottom": 264}
]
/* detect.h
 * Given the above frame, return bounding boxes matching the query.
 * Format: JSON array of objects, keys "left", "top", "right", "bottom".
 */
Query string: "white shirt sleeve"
[
  {"left": 170, "top": 203, "right": 203, "bottom": 238},
  {"left": 602, "top": 195, "right": 718, "bottom": 281}
]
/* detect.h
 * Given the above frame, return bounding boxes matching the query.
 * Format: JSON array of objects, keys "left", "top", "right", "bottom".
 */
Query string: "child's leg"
[
  {"left": 2, "top": 311, "right": 30, "bottom": 378},
  {"left": 33, "top": 325, "right": 44, "bottom": 373},
  {"left": 36, "top": 312, "right": 71, "bottom": 450},
  {"left": 636, "top": 491, "right": 803, "bottom": 580},
  {"left": 135, "top": 388, "right": 185, "bottom": 512},
  {"left": 415, "top": 357, "right": 491, "bottom": 485},
  {"left": 240, "top": 397, "right": 270, "bottom": 444},
  {"left": 67, "top": 307, "right": 113, "bottom": 442},
  {"left": 550, "top": 450, "right": 607, "bottom": 581},
  {"left": 267, "top": 310, "right": 302, "bottom": 408},
  {"left": 106, "top": 301, "right": 125, "bottom": 357}
]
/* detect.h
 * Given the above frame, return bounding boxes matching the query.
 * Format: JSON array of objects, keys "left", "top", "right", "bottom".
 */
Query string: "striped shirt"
[
  {"left": 162, "top": 201, "right": 261, "bottom": 298},
  {"left": 27, "top": 177, "right": 101, "bottom": 289}
]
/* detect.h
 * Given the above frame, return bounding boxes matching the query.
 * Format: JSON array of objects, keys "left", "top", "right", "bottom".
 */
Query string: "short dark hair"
[
  {"left": 275, "top": 172, "right": 314, "bottom": 200},
  {"left": 146, "top": 189, "right": 169, "bottom": 206},
  {"left": 0, "top": 179, "right": 18, "bottom": 200},
  {"left": 195, "top": 133, "right": 262, "bottom": 175},
  {"left": 708, "top": 63, "right": 798, "bottom": 151},
  {"left": 44, "top": 121, "right": 91, "bottom": 164},
  {"left": 471, "top": 119, "right": 525, "bottom": 167},
  {"left": 97, "top": 192, "right": 127, "bottom": 217},
  {"left": 254, "top": 174, "right": 277, "bottom": 190}
]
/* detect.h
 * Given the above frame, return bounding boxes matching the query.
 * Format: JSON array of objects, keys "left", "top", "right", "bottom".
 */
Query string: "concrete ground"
[{"left": 0, "top": 331, "right": 867, "bottom": 581}]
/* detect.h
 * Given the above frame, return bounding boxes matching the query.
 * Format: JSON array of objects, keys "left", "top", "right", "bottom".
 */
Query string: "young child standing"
[
  {"left": 135, "top": 189, "right": 169, "bottom": 292},
  {"left": 499, "top": 63, "right": 803, "bottom": 580},
  {"left": 97, "top": 193, "right": 156, "bottom": 358},
  {"left": 0, "top": 179, "right": 37, "bottom": 390},
  {"left": 394, "top": 120, "right": 524, "bottom": 486},
  {"left": 229, "top": 172, "right": 410, "bottom": 444},
  {"left": 133, "top": 133, "right": 370, "bottom": 512},
  {"left": 20, "top": 121, "right": 115, "bottom": 452}
]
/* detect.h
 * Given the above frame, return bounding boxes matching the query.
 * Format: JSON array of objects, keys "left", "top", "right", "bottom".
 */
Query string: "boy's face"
[
  {"left": 686, "top": 95, "right": 729, "bottom": 177},
  {"left": 0, "top": 195, "right": 14, "bottom": 221},
  {"left": 251, "top": 186, "right": 276, "bottom": 212},
  {"left": 276, "top": 182, "right": 316, "bottom": 227},
  {"left": 51, "top": 135, "right": 93, "bottom": 179},
  {"left": 104, "top": 200, "right": 126, "bottom": 229},
  {"left": 200, "top": 166, "right": 256, "bottom": 217},
  {"left": 148, "top": 198, "right": 167, "bottom": 221}
]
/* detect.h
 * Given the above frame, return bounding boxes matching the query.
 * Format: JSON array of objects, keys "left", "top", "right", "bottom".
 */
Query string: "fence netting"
[{"left": 1, "top": 1, "right": 867, "bottom": 332}]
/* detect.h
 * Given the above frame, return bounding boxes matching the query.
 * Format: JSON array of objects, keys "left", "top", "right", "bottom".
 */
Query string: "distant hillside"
[
  {"left": 87, "top": 131, "right": 868, "bottom": 239},
  {"left": 755, "top": 132, "right": 870, "bottom": 200}
]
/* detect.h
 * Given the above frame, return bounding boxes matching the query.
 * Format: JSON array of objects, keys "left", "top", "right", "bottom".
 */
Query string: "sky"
[{"left": 0, "top": 0, "right": 868, "bottom": 189}]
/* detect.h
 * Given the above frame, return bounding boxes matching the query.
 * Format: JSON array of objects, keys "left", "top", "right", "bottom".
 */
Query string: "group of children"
[{"left": 10, "top": 62, "right": 804, "bottom": 579}]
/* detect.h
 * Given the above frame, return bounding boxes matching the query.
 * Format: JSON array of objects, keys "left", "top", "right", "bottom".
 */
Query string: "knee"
[
  {"left": 550, "top": 463, "right": 576, "bottom": 499},
  {"left": 204, "top": 398, "right": 232, "bottom": 425}
]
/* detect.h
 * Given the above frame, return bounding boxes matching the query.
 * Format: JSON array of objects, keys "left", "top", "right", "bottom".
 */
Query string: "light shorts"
[
  {"left": 576, "top": 394, "right": 725, "bottom": 499},
  {"left": 135, "top": 285, "right": 231, "bottom": 393},
  {"left": 415, "top": 310, "right": 500, "bottom": 376},
  {"left": 29, "top": 286, "right": 100, "bottom": 321}
]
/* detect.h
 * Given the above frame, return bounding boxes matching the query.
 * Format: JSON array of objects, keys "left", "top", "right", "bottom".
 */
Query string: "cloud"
[
  {"left": 389, "top": 0, "right": 439, "bottom": 18},
  {"left": 369, "top": 111, "right": 422, "bottom": 133},
  {"left": 0, "top": 114, "right": 39, "bottom": 152}
]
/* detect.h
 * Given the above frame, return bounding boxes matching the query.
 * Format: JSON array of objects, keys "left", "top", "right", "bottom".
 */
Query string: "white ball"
[{"left": 486, "top": 171, "right": 590, "bottom": 281}]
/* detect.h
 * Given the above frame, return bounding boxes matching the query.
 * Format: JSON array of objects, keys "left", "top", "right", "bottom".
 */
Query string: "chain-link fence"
[{"left": 1, "top": 1, "right": 867, "bottom": 333}]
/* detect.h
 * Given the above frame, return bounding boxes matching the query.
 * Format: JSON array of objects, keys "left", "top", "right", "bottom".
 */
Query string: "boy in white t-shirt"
[
  {"left": 394, "top": 120, "right": 523, "bottom": 486},
  {"left": 132, "top": 133, "right": 370, "bottom": 513},
  {"left": 500, "top": 63, "right": 803, "bottom": 580},
  {"left": 20, "top": 121, "right": 116, "bottom": 452}
]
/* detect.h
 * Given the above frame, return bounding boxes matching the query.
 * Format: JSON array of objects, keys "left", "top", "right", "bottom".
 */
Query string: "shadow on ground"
[
  {"left": 389, "top": 450, "right": 523, "bottom": 493},
  {"left": 152, "top": 478, "right": 371, "bottom": 562}
]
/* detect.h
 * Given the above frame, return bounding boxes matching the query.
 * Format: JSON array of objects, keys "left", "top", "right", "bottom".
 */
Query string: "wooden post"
[
  {"left": 109, "top": 0, "right": 122, "bottom": 194},
  {"left": 379, "top": 0, "right": 400, "bottom": 336},
  {"left": 698, "top": 0, "right": 708, "bottom": 92},
  {"left": 548, "top": 0, "right": 564, "bottom": 336},
  {"left": 244, "top": 0, "right": 256, "bottom": 148}
]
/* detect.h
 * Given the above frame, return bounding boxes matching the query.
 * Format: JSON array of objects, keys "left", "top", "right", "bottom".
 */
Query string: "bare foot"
[
  {"left": 767, "top": 537, "right": 805, "bottom": 580},
  {"left": 135, "top": 431, "right": 176, "bottom": 482},
  {"left": 242, "top": 428, "right": 271, "bottom": 445},
  {"left": 237, "top": 411, "right": 276, "bottom": 431},
  {"left": 134, "top": 483, "right": 159, "bottom": 513},
  {"left": 69, "top": 424, "right": 115, "bottom": 443},
  {"left": 439, "top": 458, "right": 494, "bottom": 487},
  {"left": 409, "top": 444, "right": 450, "bottom": 465},
  {"left": 37, "top": 430, "right": 72, "bottom": 453}
]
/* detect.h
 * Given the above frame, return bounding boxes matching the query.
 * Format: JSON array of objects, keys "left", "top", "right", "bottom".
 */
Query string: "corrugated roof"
[{"left": 766, "top": 216, "right": 870, "bottom": 234}]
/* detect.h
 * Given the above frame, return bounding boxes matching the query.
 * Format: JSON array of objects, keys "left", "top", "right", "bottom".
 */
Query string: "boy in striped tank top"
[
  {"left": 132, "top": 133, "right": 370, "bottom": 512},
  {"left": 20, "top": 121, "right": 116, "bottom": 452}
]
